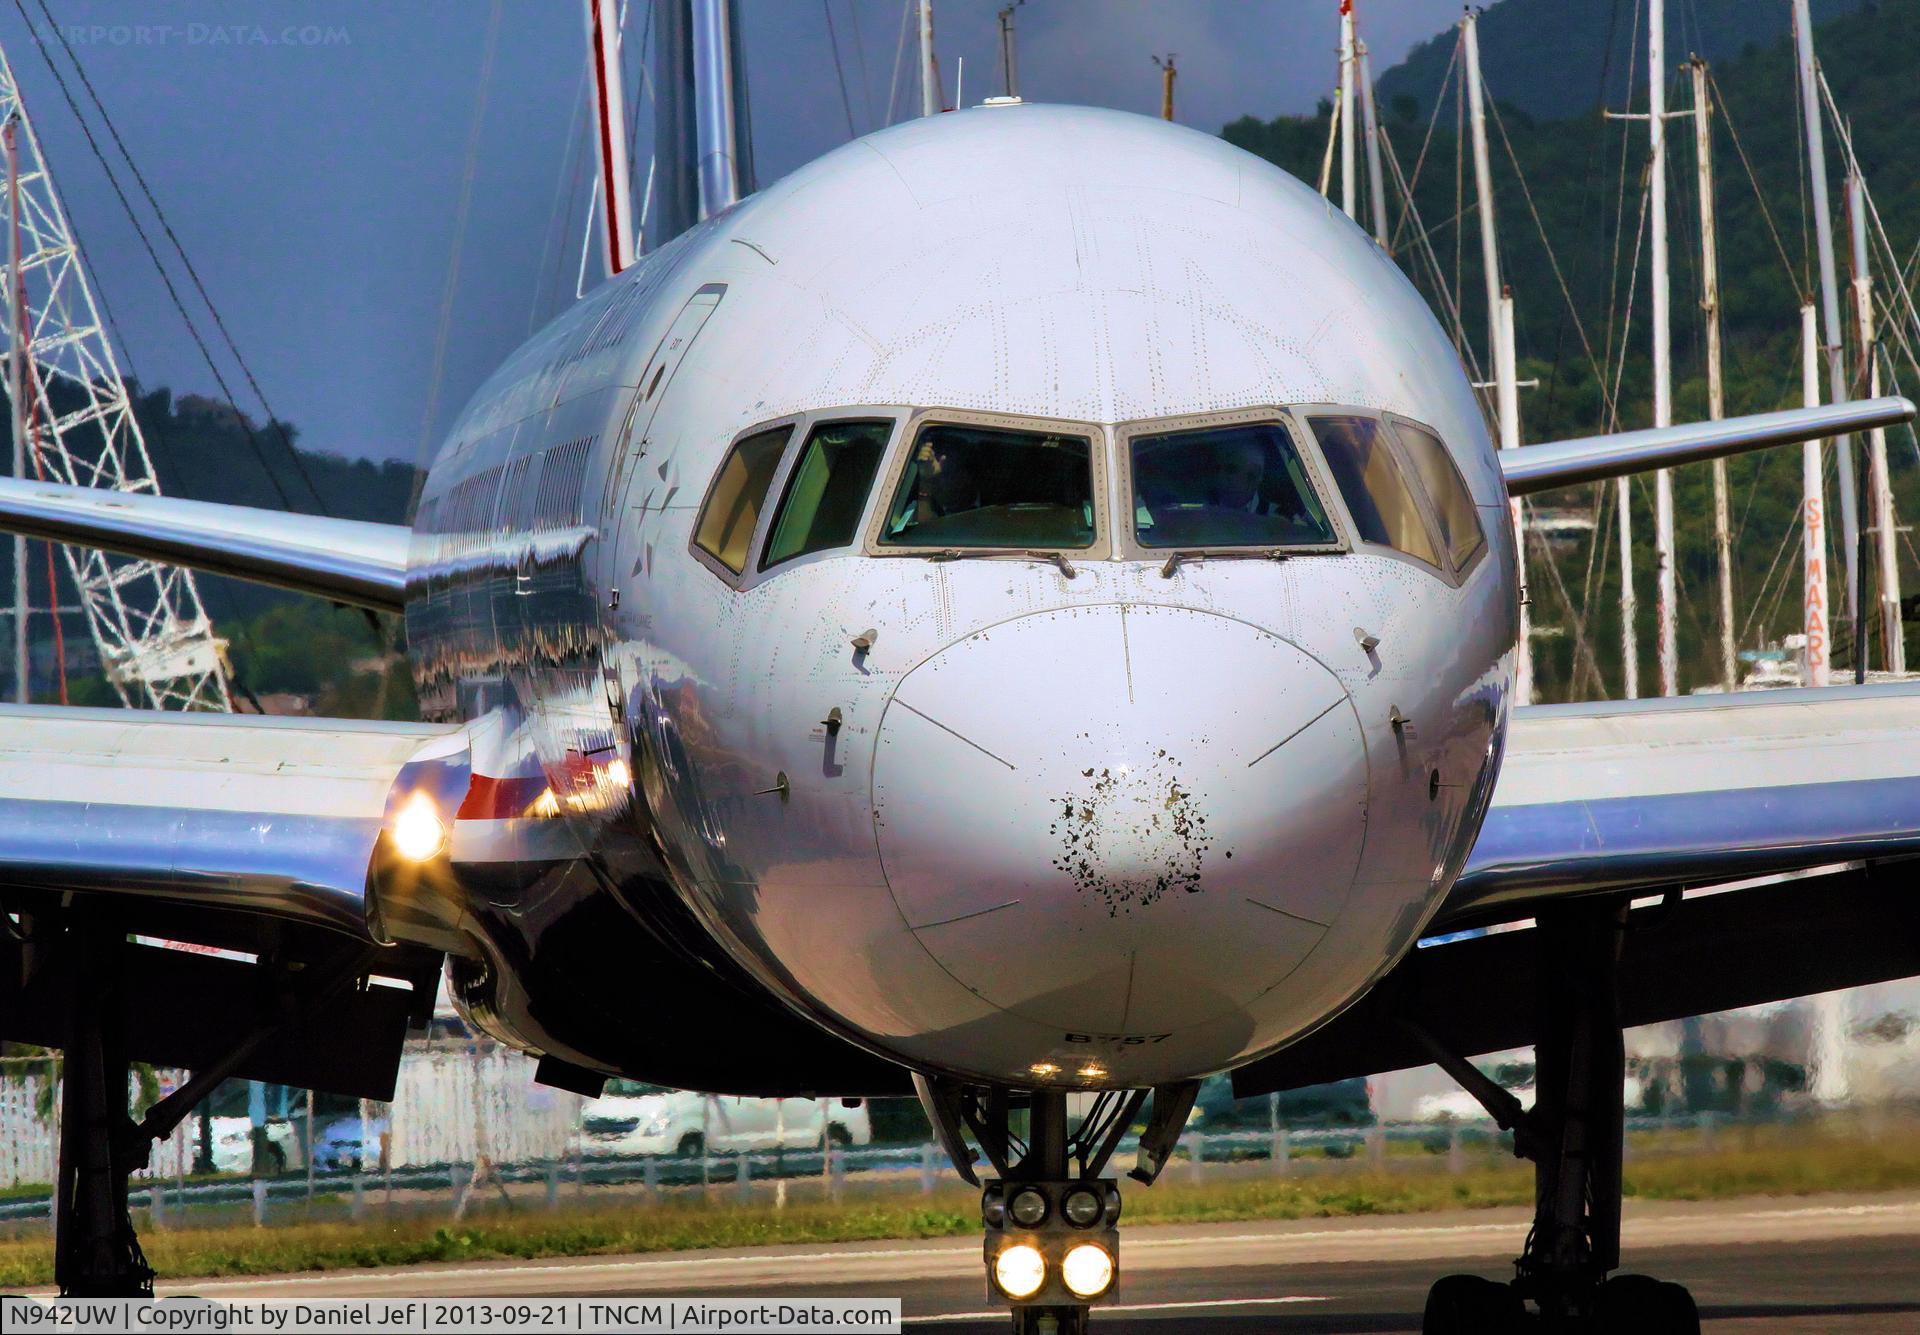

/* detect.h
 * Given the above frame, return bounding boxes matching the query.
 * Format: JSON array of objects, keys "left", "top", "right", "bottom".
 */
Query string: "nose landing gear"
[
  {"left": 914, "top": 1073, "right": 1198, "bottom": 1333},
  {"left": 1414, "top": 901, "right": 1699, "bottom": 1334}
]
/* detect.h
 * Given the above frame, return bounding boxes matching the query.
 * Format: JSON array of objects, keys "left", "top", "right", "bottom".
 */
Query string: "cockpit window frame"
[
  {"left": 689, "top": 406, "right": 910, "bottom": 591},
  {"left": 861, "top": 407, "right": 1112, "bottom": 561},
  {"left": 1112, "top": 407, "right": 1351, "bottom": 563},
  {"left": 1289, "top": 403, "right": 1483, "bottom": 588},
  {"left": 1382, "top": 411, "right": 1488, "bottom": 582}
]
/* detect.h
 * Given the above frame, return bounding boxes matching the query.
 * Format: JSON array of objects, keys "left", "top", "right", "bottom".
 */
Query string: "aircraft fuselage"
[{"left": 402, "top": 105, "right": 1516, "bottom": 1094}]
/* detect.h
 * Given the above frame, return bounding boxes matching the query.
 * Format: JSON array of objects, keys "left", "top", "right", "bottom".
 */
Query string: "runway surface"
[{"left": 155, "top": 1191, "right": 1920, "bottom": 1331}]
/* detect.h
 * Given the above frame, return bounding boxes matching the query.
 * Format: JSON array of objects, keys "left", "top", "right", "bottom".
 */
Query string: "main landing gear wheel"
[
  {"left": 1422, "top": 1274, "right": 1523, "bottom": 1334},
  {"left": 1409, "top": 901, "right": 1702, "bottom": 1332},
  {"left": 1594, "top": 1274, "right": 1700, "bottom": 1334}
]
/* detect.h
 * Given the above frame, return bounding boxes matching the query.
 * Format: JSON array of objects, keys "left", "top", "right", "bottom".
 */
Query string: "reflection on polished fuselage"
[{"left": 399, "top": 105, "right": 1516, "bottom": 1095}]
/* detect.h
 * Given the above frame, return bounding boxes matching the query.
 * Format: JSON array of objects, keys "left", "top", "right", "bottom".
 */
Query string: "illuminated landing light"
[
  {"left": 993, "top": 1243, "right": 1047, "bottom": 1300},
  {"left": 1061, "top": 1242, "right": 1114, "bottom": 1299},
  {"left": 390, "top": 792, "right": 446, "bottom": 862},
  {"left": 1028, "top": 1061, "right": 1060, "bottom": 1079},
  {"left": 605, "top": 758, "right": 632, "bottom": 788},
  {"left": 1078, "top": 1062, "right": 1108, "bottom": 1081},
  {"left": 530, "top": 788, "right": 561, "bottom": 818}
]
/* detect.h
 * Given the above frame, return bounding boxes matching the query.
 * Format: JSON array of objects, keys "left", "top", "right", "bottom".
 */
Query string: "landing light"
[
  {"left": 1078, "top": 1062, "right": 1108, "bottom": 1081},
  {"left": 1061, "top": 1242, "right": 1114, "bottom": 1298},
  {"left": 390, "top": 792, "right": 446, "bottom": 862},
  {"left": 531, "top": 787, "right": 561, "bottom": 818},
  {"left": 1028, "top": 1061, "right": 1060, "bottom": 1079},
  {"left": 992, "top": 1243, "right": 1047, "bottom": 1300},
  {"left": 605, "top": 758, "right": 632, "bottom": 788}
]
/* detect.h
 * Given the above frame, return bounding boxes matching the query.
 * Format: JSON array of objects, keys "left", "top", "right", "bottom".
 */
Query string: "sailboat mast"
[
  {"left": 1792, "top": 0, "right": 1862, "bottom": 679},
  {"left": 1848, "top": 171, "right": 1904, "bottom": 672},
  {"left": 1339, "top": 2, "right": 1357, "bottom": 221},
  {"left": 1357, "top": 35, "right": 1389, "bottom": 248},
  {"left": 1803, "top": 305, "right": 1832, "bottom": 686},
  {"left": 1649, "top": 0, "right": 1678, "bottom": 696},
  {"left": 1690, "top": 59, "right": 1736, "bottom": 691},
  {"left": 1462, "top": 13, "right": 1532, "bottom": 703}
]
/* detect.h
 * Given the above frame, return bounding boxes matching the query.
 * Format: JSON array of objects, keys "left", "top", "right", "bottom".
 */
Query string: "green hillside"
[
  {"left": 1228, "top": 0, "right": 1920, "bottom": 700},
  {"left": 1376, "top": 0, "right": 1868, "bottom": 122}
]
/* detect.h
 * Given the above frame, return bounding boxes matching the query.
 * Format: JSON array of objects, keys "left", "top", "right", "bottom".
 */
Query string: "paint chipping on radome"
[{"left": 1048, "top": 749, "right": 1222, "bottom": 914}]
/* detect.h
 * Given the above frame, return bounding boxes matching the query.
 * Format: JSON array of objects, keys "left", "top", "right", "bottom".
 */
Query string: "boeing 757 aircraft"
[{"left": 0, "top": 4, "right": 1915, "bottom": 1332}]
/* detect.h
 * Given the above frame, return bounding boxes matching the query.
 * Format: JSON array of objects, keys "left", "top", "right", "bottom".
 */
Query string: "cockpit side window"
[
  {"left": 1309, "top": 415, "right": 1442, "bottom": 568},
  {"left": 1390, "top": 419, "right": 1486, "bottom": 570},
  {"left": 879, "top": 423, "right": 1096, "bottom": 550},
  {"left": 693, "top": 424, "right": 792, "bottom": 574},
  {"left": 1127, "top": 421, "right": 1337, "bottom": 549},
  {"left": 760, "top": 419, "right": 891, "bottom": 570}
]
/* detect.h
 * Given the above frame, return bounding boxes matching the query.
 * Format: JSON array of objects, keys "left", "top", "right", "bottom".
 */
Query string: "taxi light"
[
  {"left": 1008, "top": 1186, "right": 1049, "bottom": 1227},
  {"left": 1062, "top": 1187, "right": 1104, "bottom": 1227},
  {"left": 993, "top": 1243, "right": 1047, "bottom": 1300},
  {"left": 1061, "top": 1241, "right": 1114, "bottom": 1298},
  {"left": 605, "top": 758, "right": 632, "bottom": 788},
  {"left": 390, "top": 792, "right": 446, "bottom": 862},
  {"left": 531, "top": 787, "right": 561, "bottom": 818}
]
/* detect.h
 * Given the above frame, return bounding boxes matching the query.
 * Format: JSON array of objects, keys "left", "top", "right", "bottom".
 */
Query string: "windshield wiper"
[
  {"left": 1160, "top": 549, "right": 1289, "bottom": 578},
  {"left": 917, "top": 549, "right": 1077, "bottom": 577}
]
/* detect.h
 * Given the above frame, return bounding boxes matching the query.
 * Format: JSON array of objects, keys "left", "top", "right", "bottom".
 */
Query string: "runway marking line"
[
  {"left": 915, "top": 1296, "right": 1330, "bottom": 1323},
  {"left": 159, "top": 1198, "right": 1920, "bottom": 1294}
]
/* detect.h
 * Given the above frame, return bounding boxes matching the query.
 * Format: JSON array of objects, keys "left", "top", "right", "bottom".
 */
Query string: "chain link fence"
[{"left": 1, "top": 997, "right": 1916, "bottom": 1236}]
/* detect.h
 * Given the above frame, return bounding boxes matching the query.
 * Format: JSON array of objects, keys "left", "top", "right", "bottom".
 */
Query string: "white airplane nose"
[{"left": 873, "top": 604, "right": 1368, "bottom": 1043}]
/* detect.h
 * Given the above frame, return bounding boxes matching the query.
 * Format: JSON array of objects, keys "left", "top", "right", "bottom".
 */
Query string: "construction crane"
[{"left": 0, "top": 41, "right": 230, "bottom": 711}]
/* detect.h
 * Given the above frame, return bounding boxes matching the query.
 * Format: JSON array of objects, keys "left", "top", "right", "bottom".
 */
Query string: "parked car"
[
  {"left": 581, "top": 1080, "right": 872, "bottom": 1157},
  {"left": 309, "top": 1114, "right": 390, "bottom": 1172},
  {"left": 208, "top": 1117, "right": 300, "bottom": 1175}
]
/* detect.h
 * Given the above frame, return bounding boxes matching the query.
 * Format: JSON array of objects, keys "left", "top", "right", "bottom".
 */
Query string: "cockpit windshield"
[
  {"left": 880, "top": 423, "right": 1096, "bottom": 549},
  {"left": 1128, "top": 422, "right": 1337, "bottom": 549}
]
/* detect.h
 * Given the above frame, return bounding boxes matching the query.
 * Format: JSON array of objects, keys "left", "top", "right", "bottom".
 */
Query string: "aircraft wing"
[
  {"left": 0, "top": 475, "right": 409, "bottom": 610},
  {"left": 1441, "top": 683, "right": 1920, "bottom": 931},
  {"left": 0, "top": 702, "right": 463, "bottom": 942},
  {"left": 1233, "top": 683, "right": 1920, "bottom": 1098}
]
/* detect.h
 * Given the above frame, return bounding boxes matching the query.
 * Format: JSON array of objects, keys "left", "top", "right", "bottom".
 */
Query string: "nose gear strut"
[{"left": 916, "top": 1073, "right": 1199, "bottom": 1332}]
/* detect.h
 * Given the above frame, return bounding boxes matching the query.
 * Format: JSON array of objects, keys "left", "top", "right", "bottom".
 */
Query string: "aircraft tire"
[
  {"left": 1420, "top": 1273, "right": 1522, "bottom": 1334},
  {"left": 1595, "top": 1274, "right": 1700, "bottom": 1334}
]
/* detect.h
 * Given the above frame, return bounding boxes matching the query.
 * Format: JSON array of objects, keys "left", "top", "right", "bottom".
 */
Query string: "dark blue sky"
[{"left": 2, "top": 1, "right": 1465, "bottom": 471}]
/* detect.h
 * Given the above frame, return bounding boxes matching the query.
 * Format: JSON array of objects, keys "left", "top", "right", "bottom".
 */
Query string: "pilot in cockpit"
[{"left": 1205, "top": 436, "right": 1268, "bottom": 514}]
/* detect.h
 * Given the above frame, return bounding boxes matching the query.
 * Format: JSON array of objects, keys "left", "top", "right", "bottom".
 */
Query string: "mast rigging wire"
[{"left": 24, "top": 0, "right": 329, "bottom": 515}]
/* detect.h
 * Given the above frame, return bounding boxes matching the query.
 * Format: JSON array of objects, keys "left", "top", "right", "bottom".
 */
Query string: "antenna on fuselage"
[{"left": 1152, "top": 53, "right": 1176, "bottom": 121}]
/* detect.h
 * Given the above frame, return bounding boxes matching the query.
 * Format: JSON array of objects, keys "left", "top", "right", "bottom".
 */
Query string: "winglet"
[
  {"left": 0, "top": 475, "right": 409, "bottom": 611},
  {"left": 1501, "top": 396, "right": 1916, "bottom": 496}
]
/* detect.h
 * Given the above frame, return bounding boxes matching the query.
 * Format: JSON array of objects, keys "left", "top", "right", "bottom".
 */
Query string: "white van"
[{"left": 581, "top": 1080, "right": 873, "bottom": 1157}]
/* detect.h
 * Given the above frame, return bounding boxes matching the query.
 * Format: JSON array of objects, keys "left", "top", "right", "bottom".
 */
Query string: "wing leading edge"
[
  {"left": 1445, "top": 682, "right": 1920, "bottom": 931},
  {"left": 0, "top": 703, "right": 462, "bottom": 941},
  {"left": 0, "top": 475, "right": 409, "bottom": 611}
]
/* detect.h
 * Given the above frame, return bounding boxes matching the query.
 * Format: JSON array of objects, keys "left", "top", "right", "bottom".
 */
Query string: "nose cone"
[{"left": 873, "top": 605, "right": 1367, "bottom": 1040}]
